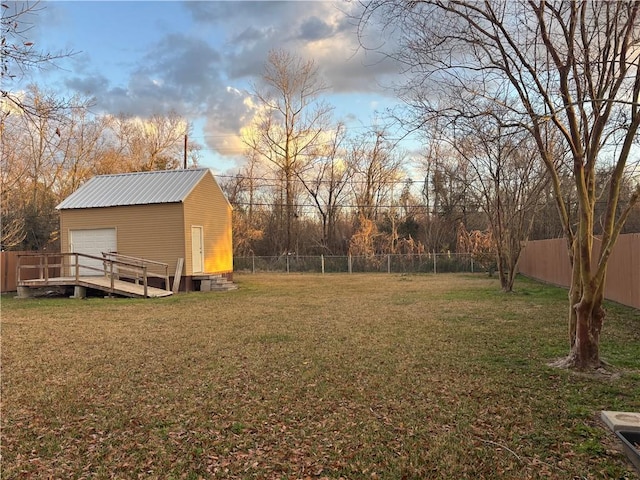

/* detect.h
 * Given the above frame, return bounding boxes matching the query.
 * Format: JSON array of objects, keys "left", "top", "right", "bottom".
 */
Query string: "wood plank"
[{"left": 172, "top": 258, "right": 184, "bottom": 293}]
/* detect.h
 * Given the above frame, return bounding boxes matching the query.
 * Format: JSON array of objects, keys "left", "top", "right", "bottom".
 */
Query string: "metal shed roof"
[{"left": 57, "top": 168, "right": 212, "bottom": 210}]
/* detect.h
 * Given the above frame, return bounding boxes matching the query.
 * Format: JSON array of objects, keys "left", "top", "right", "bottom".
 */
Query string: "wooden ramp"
[
  {"left": 16, "top": 253, "right": 174, "bottom": 299},
  {"left": 19, "top": 276, "right": 173, "bottom": 298}
]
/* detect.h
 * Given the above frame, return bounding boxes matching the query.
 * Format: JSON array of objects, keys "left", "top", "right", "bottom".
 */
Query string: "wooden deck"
[
  {"left": 16, "top": 253, "right": 174, "bottom": 299},
  {"left": 19, "top": 276, "right": 173, "bottom": 298}
]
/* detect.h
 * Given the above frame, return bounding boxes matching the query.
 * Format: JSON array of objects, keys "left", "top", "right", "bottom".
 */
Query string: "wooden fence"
[
  {"left": 518, "top": 233, "right": 640, "bottom": 310},
  {"left": 1, "top": 251, "right": 62, "bottom": 293}
]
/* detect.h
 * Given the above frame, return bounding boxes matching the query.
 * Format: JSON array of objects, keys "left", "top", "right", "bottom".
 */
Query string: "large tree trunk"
[
  {"left": 495, "top": 250, "right": 510, "bottom": 292},
  {"left": 559, "top": 239, "right": 606, "bottom": 370},
  {"left": 567, "top": 238, "right": 581, "bottom": 348},
  {"left": 561, "top": 295, "right": 605, "bottom": 370}
]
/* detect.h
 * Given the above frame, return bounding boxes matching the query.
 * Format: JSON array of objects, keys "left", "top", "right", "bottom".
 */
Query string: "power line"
[
  {"left": 228, "top": 200, "right": 481, "bottom": 211},
  {"left": 212, "top": 173, "right": 427, "bottom": 186}
]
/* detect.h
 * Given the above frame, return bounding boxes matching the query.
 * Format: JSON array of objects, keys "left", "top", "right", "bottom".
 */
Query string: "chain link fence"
[{"left": 234, "top": 253, "right": 491, "bottom": 274}]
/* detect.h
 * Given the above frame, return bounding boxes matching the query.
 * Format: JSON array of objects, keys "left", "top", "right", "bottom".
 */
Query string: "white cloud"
[
  {"left": 54, "top": 1, "right": 404, "bottom": 161},
  {"left": 202, "top": 86, "right": 255, "bottom": 157}
]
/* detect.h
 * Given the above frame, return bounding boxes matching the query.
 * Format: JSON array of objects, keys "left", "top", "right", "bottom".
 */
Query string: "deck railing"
[
  {"left": 100, "top": 252, "right": 170, "bottom": 293},
  {"left": 16, "top": 252, "right": 171, "bottom": 297}
]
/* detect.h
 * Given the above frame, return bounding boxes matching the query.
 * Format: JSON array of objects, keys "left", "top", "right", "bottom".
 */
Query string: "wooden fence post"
[{"left": 143, "top": 266, "right": 148, "bottom": 298}]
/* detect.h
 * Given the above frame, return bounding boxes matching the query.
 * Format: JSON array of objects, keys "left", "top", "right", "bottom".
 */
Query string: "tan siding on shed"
[
  {"left": 60, "top": 203, "right": 185, "bottom": 275},
  {"left": 183, "top": 171, "right": 233, "bottom": 275}
]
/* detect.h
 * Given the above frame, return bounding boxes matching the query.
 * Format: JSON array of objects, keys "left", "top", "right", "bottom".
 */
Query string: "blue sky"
[{"left": 16, "top": 1, "right": 409, "bottom": 173}]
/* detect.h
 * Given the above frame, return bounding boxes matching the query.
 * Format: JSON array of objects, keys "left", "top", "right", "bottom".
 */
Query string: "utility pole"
[{"left": 183, "top": 134, "right": 188, "bottom": 169}]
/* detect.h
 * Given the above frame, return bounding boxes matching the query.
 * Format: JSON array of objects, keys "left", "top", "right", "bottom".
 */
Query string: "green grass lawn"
[{"left": 2, "top": 273, "right": 639, "bottom": 479}]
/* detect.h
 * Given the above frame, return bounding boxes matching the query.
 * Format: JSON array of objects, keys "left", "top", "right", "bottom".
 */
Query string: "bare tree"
[
  {"left": 220, "top": 152, "right": 270, "bottom": 256},
  {"left": 53, "top": 102, "right": 108, "bottom": 198},
  {"left": 2, "top": 86, "right": 65, "bottom": 249},
  {"left": 418, "top": 132, "right": 451, "bottom": 252},
  {"left": 358, "top": 0, "right": 640, "bottom": 370},
  {"left": 349, "top": 129, "right": 403, "bottom": 222},
  {"left": 1, "top": 1, "right": 75, "bottom": 119},
  {"left": 245, "top": 49, "right": 333, "bottom": 253},
  {"left": 451, "top": 111, "right": 550, "bottom": 291},
  {"left": 344, "top": 129, "right": 405, "bottom": 255},
  {"left": 105, "top": 112, "right": 192, "bottom": 172},
  {"left": 296, "top": 123, "right": 354, "bottom": 253},
  {"left": 418, "top": 138, "right": 479, "bottom": 252},
  {"left": 1, "top": 85, "right": 99, "bottom": 249},
  {"left": 1, "top": 125, "right": 27, "bottom": 248}
]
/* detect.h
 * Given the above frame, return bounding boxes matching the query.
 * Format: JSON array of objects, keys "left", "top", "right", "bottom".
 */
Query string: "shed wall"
[
  {"left": 60, "top": 203, "right": 185, "bottom": 275},
  {"left": 183, "top": 172, "right": 233, "bottom": 275}
]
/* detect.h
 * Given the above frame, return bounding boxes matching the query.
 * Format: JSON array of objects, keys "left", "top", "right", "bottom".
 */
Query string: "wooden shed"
[{"left": 56, "top": 168, "right": 233, "bottom": 291}]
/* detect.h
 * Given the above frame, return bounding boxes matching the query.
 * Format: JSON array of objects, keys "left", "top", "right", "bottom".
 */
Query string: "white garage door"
[{"left": 70, "top": 228, "right": 117, "bottom": 276}]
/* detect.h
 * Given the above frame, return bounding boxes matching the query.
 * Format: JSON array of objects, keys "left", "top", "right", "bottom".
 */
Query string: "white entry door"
[
  {"left": 191, "top": 226, "right": 204, "bottom": 273},
  {"left": 70, "top": 228, "right": 117, "bottom": 276}
]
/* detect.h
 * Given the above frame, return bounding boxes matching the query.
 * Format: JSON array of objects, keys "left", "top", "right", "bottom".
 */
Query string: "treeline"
[
  {"left": 219, "top": 133, "right": 640, "bottom": 258},
  {"left": 218, "top": 50, "right": 640, "bottom": 272},
  {"left": 3, "top": 82, "right": 639, "bottom": 264}
]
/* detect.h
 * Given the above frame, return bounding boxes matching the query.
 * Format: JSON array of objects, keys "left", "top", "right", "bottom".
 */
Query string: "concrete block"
[
  {"left": 601, "top": 411, "right": 640, "bottom": 432},
  {"left": 71, "top": 286, "right": 87, "bottom": 299},
  {"left": 16, "top": 286, "right": 32, "bottom": 298}
]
